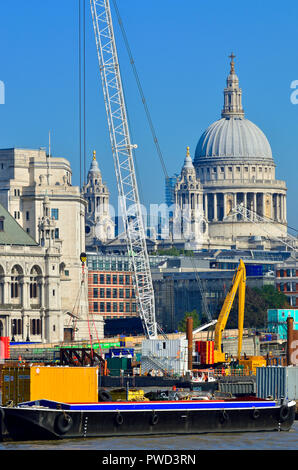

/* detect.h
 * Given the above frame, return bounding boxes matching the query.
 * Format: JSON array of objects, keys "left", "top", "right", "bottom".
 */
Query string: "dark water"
[{"left": 0, "top": 422, "right": 297, "bottom": 450}]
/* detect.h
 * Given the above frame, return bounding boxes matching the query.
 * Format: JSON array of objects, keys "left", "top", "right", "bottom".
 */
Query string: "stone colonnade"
[{"left": 203, "top": 191, "right": 286, "bottom": 222}]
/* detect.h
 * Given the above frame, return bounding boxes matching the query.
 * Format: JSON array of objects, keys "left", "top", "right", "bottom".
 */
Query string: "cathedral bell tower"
[
  {"left": 83, "top": 151, "right": 115, "bottom": 247},
  {"left": 174, "top": 147, "right": 208, "bottom": 249}
]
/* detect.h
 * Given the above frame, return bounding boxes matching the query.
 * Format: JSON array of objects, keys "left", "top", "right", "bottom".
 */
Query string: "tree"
[
  {"left": 254, "top": 285, "right": 290, "bottom": 310},
  {"left": 178, "top": 309, "right": 200, "bottom": 332},
  {"left": 225, "top": 285, "right": 290, "bottom": 329}
]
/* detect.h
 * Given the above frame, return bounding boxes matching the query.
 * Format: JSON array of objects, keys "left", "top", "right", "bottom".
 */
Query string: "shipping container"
[
  {"left": 1, "top": 366, "right": 99, "bottom": 405},
  {"left": 195, "top": 340, "right": 214, "bottom": 364},
  {"left": 106, "top": 357, "right": 132, "bottom": 376},
  {"left": 0, "top": 337, "right": 10, "bottom": 359},
  {"left": 256, "top": 366, "right": 298, "bottom": 400},
  {"left": 141, "top": 339, "right": 188, "bottom": 376}
]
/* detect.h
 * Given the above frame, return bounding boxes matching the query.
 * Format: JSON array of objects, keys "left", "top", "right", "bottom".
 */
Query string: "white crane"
[{"left": 90, "top": 0, "right": 158, "bottom": 338}]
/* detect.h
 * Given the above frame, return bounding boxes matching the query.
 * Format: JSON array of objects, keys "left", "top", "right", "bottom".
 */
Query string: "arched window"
[
  {"left": 11, "top": 265, "right": 23, "bottom": 299},
  {"left": 30, "top": 266, "right": 42, "bottom": 300}
]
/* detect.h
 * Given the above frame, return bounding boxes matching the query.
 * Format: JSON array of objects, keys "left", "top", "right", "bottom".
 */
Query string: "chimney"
[
  {"left": 186, "top": 316, "right": 193, "bottom": 371},
  {"left": 287, "top": 316, "right": 294, "bottom": 366}
]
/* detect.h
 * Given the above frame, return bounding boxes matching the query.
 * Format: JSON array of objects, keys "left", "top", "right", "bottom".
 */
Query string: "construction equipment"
[
  {"left": 209, "top": 259, "right": 266, "bottom": 372},
  {"left": 90, "top": 0, "right": 158, "bottom": 339},
  {"left": 213, "top": 259, "right": 246, "bottom": 363}
]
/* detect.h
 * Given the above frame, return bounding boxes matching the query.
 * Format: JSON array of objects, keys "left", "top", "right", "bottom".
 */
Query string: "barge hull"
[{"left": 0, "top": 400, "right": 295, "bottom": 441}]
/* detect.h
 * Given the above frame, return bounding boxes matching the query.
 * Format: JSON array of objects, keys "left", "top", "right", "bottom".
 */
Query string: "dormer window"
[{"left": 0, "top": 217, "right": 4, "bottom": 231}]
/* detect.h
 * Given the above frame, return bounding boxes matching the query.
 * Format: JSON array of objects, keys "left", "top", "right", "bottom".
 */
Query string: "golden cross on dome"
[
  {"left": 229, "top": 52, "right": 236, "bottom": 73},
  {"left": 93, "top": 150, "right": 96, "bottom": 160},
  {"left": 186, "top": 146, "right": 190, "bottom": 157}
]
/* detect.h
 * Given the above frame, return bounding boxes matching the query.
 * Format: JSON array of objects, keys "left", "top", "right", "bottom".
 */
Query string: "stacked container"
[
  {"left": 256, "top": 366, "right": 298, "bottom": 400},
  {"left": 0, "top": 337, "right": 10, "bottom": 360},
  {"left": 106, "top": 357, "right": 132, "bottom": 376},
  {"left": 1, "top": 366, "right": 99, "bottom": 405},
  {"left": 195, "top": 341, "right": 214, "bottom": 365}
]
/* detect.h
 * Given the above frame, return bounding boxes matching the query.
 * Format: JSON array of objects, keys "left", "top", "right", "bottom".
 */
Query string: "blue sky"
[{"left": 0, "top": 0, "right": 298, "bottom": 232}]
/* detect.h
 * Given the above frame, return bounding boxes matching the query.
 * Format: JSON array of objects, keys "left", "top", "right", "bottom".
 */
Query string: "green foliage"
[
  {"left": 225, "top": 285, "right": 290, "bottom": 329},
  {"left": 178, "top": 309, "right": 200, "bottom": 332},
  {"left": 253, "top": 284, "right": 290, "bottom": 309}
]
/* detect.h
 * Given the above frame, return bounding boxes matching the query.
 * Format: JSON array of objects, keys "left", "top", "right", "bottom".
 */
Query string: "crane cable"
[
  {"left": 111, "top": 1, "right": 216, "bottom": 335},
  {"left": 112, "top": 0, "right": 169, "bottom": 181},
  {"left": 78, "top": 0, "right": 101, "bottom": 352}
]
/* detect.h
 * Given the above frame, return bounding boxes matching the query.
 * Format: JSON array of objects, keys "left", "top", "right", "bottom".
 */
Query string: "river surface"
[{"left": 0, "top": 422, "right": 297, "bottom": 450}]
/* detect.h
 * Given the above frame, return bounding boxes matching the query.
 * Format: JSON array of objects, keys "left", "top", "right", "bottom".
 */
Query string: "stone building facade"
[
  {"left": 0, "top": 147, "right": 104, "bottom": 342},
  {"left": 275, "top": 257, "right": 298, "bottom": 307},
  {"left": 0, "top": 202, "right": 63, "bottom": 343}
]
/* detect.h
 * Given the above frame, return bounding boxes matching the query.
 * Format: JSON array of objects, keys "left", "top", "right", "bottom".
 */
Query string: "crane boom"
[
  {"left": 90, "top": 0, "right": 157, "bottom": 338},
  {"left": 214, "top": 259, "right": 246, "bottom": 362}
]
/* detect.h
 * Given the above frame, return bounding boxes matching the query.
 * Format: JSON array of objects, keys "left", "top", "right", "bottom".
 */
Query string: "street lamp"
[
  {"left": 26, "top": 322, "right": 30, "bottom": 342},
  {"left": 11, "top": 320, "right": 16, "bottom": 342}
]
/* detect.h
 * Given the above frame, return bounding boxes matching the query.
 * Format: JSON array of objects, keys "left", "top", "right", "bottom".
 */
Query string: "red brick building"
[
  {"left": 87, "top": 254, "right": 137, "bottom": 319},
  {"left": 275, "top": 259, "right": 298, "bottom": 307}
]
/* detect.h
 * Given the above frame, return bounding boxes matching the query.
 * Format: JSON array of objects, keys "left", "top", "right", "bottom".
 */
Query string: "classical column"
[
  {"left": 204, "top": 193, "right": 208, "bottom": 221},
  {"left": 262, "top": 193, "right": 266, "bottom": 218},
  {"left": 223, "top": 193, "right": 226, "bottom": 218},
  {"left": 281, "top": 194, "right": 285, "bottom": 222},
  {"left": 283, "top": 195, "right": 287, "bottom": 222},
  {"left": 40, "top": 309, "right": 46, "bottom": 343},
  {"left": 270, "top": 194, "right": 274, "bottom": 220},
  {"left": 279, "top": 194, "right": 282, "bottom": 222},
  {"left": 233, "top": 193, "right": 237, "bottom": 220},
  {"left": 23, "top": 278, "right": 30, "bottom": 309},
  {"left": 4, "top": 276, "right": 10, "bottom": 304},
  {"left": 243, "top": 192, "right": 247, "bottom": 208},
  {"left": 277, "top": 194, "right": 281, "bottom": 222},
  {"left": 243, "top": 192, "right": 247, "bottom": 220},
  {"left": 213, "top": 193, "right": 218, "bottom": 221},
  {"left": 253, "top": 193, "right": 257, "bottom": 219}
]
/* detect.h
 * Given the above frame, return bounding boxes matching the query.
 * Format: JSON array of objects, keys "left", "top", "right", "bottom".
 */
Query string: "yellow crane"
[
  {"left": 212, "top": 259, "right": 266, "bottom": 373},
  {"left": 213, "top": 259, "right": 246, "bottom": 364}
]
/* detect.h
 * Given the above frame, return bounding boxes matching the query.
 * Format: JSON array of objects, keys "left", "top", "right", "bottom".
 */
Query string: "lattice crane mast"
[{"left": 90, "top": 0, "right": 158, "bottom": 338}]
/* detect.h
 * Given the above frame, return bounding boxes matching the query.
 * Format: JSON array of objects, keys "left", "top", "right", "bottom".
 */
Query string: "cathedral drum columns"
[{"left": 192, "top": 53, "right": 287, "bottom": 247}]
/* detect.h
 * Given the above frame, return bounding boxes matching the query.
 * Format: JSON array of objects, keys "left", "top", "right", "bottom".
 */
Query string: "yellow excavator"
[
  {"left": 213, "top": 259, "right": 266, "bottom": 373},
  {"left": 213, "top": 259, "right": 246, "bottom": 363}
]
